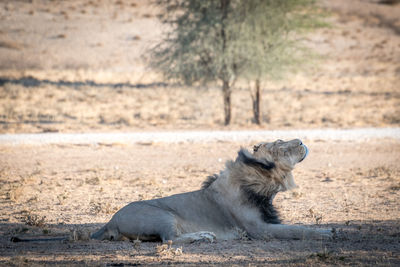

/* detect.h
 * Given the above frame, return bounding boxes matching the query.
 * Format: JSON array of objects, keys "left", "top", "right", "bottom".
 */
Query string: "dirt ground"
[
  {"left": 0, "top": 139, "right": 399, "bottom": 266},
  {"left": 0, "top": 0, "right": 399, "bottom": 266}
]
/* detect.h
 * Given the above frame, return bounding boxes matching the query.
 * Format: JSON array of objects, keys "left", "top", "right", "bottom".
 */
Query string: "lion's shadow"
[{"left": 1, "top": 219, "right": 399, "bottom": 265}]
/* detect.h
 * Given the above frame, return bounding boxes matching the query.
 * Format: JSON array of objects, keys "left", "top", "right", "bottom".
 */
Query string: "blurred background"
[{"left": 0, "top": 0, "right": 399, "bottom": 134}]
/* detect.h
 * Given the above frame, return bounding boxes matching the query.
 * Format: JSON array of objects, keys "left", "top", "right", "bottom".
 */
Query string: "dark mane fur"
[
  {"left": 237, "top": 149, "right": 275, "bottom": 171},
  {"left": 203, "top": 149, "right": 280, "bottom": 223},
  {"left": 201, "top": 174, "right": 218, "bottom": 189},
  {"left": 241, "top": 185, "right": 281, "bottom": 224}
]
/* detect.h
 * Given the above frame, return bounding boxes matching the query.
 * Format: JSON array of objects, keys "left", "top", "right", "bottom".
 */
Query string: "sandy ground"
[{"left": 0, "top": 139, "right": 399, "bottom": 266}]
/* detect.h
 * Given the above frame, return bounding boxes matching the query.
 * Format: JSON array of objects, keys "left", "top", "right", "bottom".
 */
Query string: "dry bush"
[
  {"left": 0, "top": 40, "right": 23, "bottom": 50},
  {"left": 131, "top": 35, "right": 141, "bottom": 41},
  {"left": 389, "top": 184, "right": 400, "bottom": 191},
  {"left": 308, "top": 247, "right": 346, "bottom": 263},
  {"left": 89, "top": 200, "right": 119, "bottom": 214},
  {"left": 85, "top": 176, "right": 100, "bottom": 185},
  {"left": 155, "top": 240, "right": 183, "bottom": 257},
  {"left": 7, "top": 184, "right": 24, "bottom": 202},
  {"left": 367, "top": 166, "right": 397, "bottom": 180},
  {"left": 57, "top": 193, "right": 69, "bottom": 205},
  {"left": 291, "top": 190, "right": 303, "bottom": 199},
  {"left": 55, "top": 33, "right": 66, "bottom": 39},
  {"left": 22, "top": 212, "right": 46, "bottom": 228},
  {"left": 60, "top": 10, "right": 69, "bottom": 19},
  {"left": 69, "top": 228, "right": 90, "bottom": 241},
  {"left": 308, "top": 208, "right": 323, "bottom": 225}
]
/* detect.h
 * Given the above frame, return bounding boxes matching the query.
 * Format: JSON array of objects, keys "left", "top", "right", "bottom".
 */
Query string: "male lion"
[{"left": 91, "top": 139, "right": 332, "bottom": 243}]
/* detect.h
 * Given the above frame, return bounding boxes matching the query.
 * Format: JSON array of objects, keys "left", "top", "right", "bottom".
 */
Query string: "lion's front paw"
[
  {"left": 195, "top": 231, "right": 216, "bottom": 243},
  {"left": 175, "top": 231, "right": 216, "bottom": 244}
]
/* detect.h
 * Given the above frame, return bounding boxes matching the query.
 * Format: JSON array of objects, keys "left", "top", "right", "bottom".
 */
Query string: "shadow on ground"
[
  {"left": 0, "top": 76, "right": 167, "bottom": 89},
  {"left": 1, "top": 76, "right": 397, "bottom": 97},
  {"left": 1, "top": 220, "right": 399, "bottom": 266}
]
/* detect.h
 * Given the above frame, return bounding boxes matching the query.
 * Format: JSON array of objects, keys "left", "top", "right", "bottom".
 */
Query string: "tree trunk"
[
  {"left": 220, "top": 0, "right": 231, "bottom": 125},
  {"left": 253, "top": 79, "right": 261, "bottom": 125},
  {"left": 223, "top": 80, "right": 231, "bottom": 125}
]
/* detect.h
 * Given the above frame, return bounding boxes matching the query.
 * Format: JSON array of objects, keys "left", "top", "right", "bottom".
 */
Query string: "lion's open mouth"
[{"left": 299, "top": 144, "right": 309, "bottom": 162}]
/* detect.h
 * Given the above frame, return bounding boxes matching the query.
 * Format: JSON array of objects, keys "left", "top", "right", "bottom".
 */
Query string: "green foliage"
[
  {"left": 151, "top": 0, "right": 239, "bottom": 85},
  {"left": 150, "top": 0, "right": 325, "bottom": 85},
  {"left": 234, "top": 0, "right": 326, "bottom": 81}
]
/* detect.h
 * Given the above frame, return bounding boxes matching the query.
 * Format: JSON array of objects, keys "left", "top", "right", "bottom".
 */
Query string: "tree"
[
  {"left": 235, "top": 0, "right": 324, "bottom": 124},
  {"left": 150, "top": 0, "right": 246, "bottom": 125},
  {"left": 150, "top": 0, "right": 323, "bottom": 125}
]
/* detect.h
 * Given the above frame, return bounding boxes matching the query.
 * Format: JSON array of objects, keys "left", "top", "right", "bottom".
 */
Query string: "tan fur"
[{"left": 91, "top": 139, "right": 332, "bottom": 243}]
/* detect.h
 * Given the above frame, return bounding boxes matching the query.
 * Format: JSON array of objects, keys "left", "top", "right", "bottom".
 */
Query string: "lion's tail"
[{"left": 91, "top": 225, "right": 106, "bottom": 240}]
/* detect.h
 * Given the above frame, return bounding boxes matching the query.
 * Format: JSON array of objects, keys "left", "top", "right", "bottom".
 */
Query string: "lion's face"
[{"left": 253, "top": 139, "right": 308, "bottom": 167}]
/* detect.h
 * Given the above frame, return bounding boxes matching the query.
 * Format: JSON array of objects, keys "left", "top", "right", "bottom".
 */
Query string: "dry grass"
[
  {"left": 22, "top": 212, "right": 46, "bottom": 228},
  {"left": 156, "top": 241, "right": 183, "bottom": 257},
  {"left": 0, "top": 82, "right": 398, "bottom": 133},
  {"left": 0, "top": 40, "right": 23, "bottom": 50}
]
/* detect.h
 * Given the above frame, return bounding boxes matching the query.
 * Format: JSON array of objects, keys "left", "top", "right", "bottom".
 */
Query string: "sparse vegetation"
[
  {"left": 308, "top": 247, "right": 346, "bottom": 263},
  {"left": 156, "top": 241, "right": 183, "bottom": 257},
  {"left": 22, "top": 212, "right": 46, "bottom": 228},
  {"left": 308, "top": 208, "right": 323, "bottom": 224},
  {"left": 89, "top": 200, "right": 119, "bottom": 214}
]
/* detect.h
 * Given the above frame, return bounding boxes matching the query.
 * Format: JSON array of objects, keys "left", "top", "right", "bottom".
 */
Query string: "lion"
[{"left": 91, "top": 139, "right": 332, "bottom": 243}]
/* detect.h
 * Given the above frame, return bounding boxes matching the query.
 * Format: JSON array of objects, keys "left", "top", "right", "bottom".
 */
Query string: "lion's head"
[
  {"left": 252, "top": 139, "right": 308, "bottom": 168},
  {"left": 229, "top": 139, "right": 308, "bottom": 195},
  {"left": 204, "top": 139, "right": 308, "bottom": 195}
]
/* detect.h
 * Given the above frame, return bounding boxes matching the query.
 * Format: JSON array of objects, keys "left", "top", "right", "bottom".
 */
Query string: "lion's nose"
[{"left": 293, "top": 139, "right": 302, "bottom": 145}]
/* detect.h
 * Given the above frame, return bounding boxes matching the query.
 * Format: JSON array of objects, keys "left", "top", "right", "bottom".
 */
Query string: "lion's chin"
[{"left": 299, "top": 145, "right": 309, "bottom": 162}]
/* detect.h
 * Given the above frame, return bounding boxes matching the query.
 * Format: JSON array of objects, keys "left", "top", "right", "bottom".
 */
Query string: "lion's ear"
[{"left": 237, "top": 149, "right": 275, "bottom": 170}]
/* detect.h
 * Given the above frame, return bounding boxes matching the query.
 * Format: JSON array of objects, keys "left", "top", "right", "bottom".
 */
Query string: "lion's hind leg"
[
  {"left": 113, "top": 202, "right": 184, "bottom": 242},
  {"left": 91, "top": 202, "right": 217, "bottom": 244}
]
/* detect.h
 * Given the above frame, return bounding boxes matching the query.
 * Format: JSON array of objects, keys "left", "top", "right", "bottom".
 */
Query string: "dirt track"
[{"left": 0, "top": 128, "right": 399, "bottom": 145}]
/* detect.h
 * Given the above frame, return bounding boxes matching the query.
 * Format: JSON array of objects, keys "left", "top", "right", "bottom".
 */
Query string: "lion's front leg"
[
  {"left": 257, "top": 224, "right": 332, "bottom": 240},
  {"left": 172, "top": 231, "right": 216, "bottom": 244}
]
